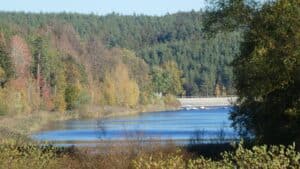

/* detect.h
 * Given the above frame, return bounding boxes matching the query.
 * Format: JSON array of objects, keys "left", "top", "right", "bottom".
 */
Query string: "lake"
[{"left": 32, "top": 106, "right": 238, "bottom": 146}]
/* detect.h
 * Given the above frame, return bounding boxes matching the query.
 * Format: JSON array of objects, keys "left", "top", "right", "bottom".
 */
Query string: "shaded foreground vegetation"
[
  {"left": 210, "top": 0, "right": 300, "bottom": 145},
  {"left": 0, "top": 139, "right": 299, "bottom": 169}
]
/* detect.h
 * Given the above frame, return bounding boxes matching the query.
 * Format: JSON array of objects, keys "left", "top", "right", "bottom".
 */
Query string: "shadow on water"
[
  {"left": 96, "top": 118, "right": 107, "bottom": 140},
  {"left": 90, "top": 124, "right": 239, "bottom": 159},
  {"left": 186, "top": 125, "right": 239, "bottom": 159}
]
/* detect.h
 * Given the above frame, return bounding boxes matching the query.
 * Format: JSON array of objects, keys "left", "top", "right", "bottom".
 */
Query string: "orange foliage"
[
  {"left": 40, "top": 77, "right": 54, "bottom": 110},
  {"left": 10, "top": 35, "right": 32, "bottom": 90},
  {"left": 50, "top": 23, "right": 82, "bottom": 61},
  {"left": 10, "top": 35, "right": 31, "bottom": 79}
]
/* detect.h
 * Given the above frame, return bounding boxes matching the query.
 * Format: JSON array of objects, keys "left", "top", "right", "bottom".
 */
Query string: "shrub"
[
  {"left": 163, "top": 94, "right": 180, "bottom": 107},
  {"left": 64, "top": 84, "right": 91, "bottom": 111},
  {"left": 133, "top": 142, "right": 300, "bottom": 169},
  {"left": 1, "top": 140, "right": 299, "bottom": 169},
  {"left": 222, "top": 142, "right": 300, "bottom": 169},
  {"left": 132, "top": 150, "right": 186, "bottom": 169},
  {"left": 0, "top": 140, "right": 61, "bottom": 169}
]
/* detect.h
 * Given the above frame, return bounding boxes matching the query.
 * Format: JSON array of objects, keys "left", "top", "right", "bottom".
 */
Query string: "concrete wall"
[{"left": 178, "top": 97, "right": 238, "bottom": 107}]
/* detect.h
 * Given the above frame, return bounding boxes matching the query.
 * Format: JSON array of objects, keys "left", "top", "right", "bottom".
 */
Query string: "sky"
[{"left": 0, "top": 0, "right": 208, "bottom": 16}]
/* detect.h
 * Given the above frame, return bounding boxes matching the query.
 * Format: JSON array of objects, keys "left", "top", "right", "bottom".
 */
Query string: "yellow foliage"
[
  {"left": 0, "top": 78, "right": 41, "bottom": 115},
  {"left": 214, "top": 83, "right": 222, "bottom": 97},
  {"left": 101, "top": 63, "right": 140, "bottom": 107},
  {"left": 54, "top": 94, "right": 66, "bottom": 112},
  {"left": 90, "top": 84, "right": 102, "bottom": 105},
  {"left": 163, "top": 94, "right": 180, "bottom": 107},
  {"left": 125, "top": 80, "right": 140, "bottom": 107},
  {"left": 102, "top": 74, "right": 117, "bottom": 106},
  {"left": 0, "top": 86, "right": 30, "bottom": 115}
]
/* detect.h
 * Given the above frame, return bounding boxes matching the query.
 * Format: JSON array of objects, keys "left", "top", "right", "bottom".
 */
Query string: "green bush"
[
  {"left": 133, "top": 142, "right": 300, "bottom": 169},
  {"left": 221, "top": 142, "right": 300, "bottom": 169},
  {"left": 0, "top": 140, "right": 61, "bottom": 169}
]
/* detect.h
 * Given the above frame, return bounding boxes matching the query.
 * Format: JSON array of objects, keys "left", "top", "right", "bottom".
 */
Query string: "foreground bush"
[
  {"left": 1, "top": 140, "right": 299, "bottom": 169},
  {"left": 0, "top": 139, "right": 179, "bottom": 169},
  {"left": 133, "top": 142, "right": 300, "bottom": 169},
  {"left": 0, "top": 140, "right": 62, "bottom": 169}
]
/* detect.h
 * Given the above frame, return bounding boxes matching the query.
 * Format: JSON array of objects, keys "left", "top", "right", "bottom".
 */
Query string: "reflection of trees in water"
[
  {"left": 189, "top": 122, "right": 230, "bottom": 145},
  {"left": 216, "top": 122, "right": 226, "bottom": 144},
  {"left": 95, "top": 119, "right": 147, "bottom": 142},
  {"left": 189, "top": 129, "right": 206, "bottom": 145},
  {"left": 121, "top": 123, "right": 148, "bottom": 144},
  {"left": 97, "top": 119, "right": 106, "bottom": 140}
]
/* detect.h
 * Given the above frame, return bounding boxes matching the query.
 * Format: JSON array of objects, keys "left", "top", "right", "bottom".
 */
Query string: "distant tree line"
[{"left": 0, "top": 11, "right": 242, "bottom": 97}]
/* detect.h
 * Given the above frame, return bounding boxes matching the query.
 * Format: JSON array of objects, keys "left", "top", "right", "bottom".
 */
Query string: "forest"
[{"left": 0, "top": 11, "right": 241, "bottom": 114}]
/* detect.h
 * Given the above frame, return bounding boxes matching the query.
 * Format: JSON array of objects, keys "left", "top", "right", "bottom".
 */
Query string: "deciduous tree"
[{"left": 221, "top": 0, "right": 300, "bottom": 144}]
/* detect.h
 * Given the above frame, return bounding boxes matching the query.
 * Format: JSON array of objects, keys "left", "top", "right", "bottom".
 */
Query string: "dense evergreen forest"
[{"left": 0, "top": 11, "right": 241, "bottom": 113}]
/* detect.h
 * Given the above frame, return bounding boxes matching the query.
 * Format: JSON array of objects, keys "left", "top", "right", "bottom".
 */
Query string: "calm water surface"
[{"left": 32, "top": 107, "right": 238, "bottom": 145}]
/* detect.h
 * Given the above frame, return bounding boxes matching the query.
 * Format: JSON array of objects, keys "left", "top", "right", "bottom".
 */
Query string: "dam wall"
[{"left": 178, "top": 96, "right": 238, "bottom": 107}]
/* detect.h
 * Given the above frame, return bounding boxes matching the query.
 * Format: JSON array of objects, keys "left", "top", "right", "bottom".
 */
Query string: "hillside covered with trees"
[{"left": 0, "top": 11, "right": 241, "bottom": 114}]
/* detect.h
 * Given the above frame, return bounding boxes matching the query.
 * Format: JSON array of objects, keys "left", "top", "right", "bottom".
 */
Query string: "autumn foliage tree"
[
  {"left": 101, "top": 63, "right": 140, "bottom": 108},
  {"left": 0, "top": 11, "right": 210, "bottom": 115},
  {"left": 63, "top": 56, "right": 90, "bottom": 110},
  {"left": 10, "top": 35, "right": 31, "bottom": 79},
  {"left": 8, "top": 35, "right": 35, "bottom": 113}
]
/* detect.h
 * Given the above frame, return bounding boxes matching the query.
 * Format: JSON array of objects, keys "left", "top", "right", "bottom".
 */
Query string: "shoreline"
[
  {"left": 0, "top": 104, "right": 180, "bottom": 140},
  {"left": 0, "top": 97, "right": 236, "bottom": 141}
]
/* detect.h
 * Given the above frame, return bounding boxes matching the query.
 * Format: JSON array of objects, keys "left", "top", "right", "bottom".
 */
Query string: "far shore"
[
  {"left": 0, "top": 96, "right": 237, "bottom": 141},
  {"left": 0, "top": 104, "right": 179, "bottom": 140}
]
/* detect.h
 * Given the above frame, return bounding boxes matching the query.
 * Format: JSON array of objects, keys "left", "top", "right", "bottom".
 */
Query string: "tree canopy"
[
  {"left": 0, "top": 11, "right": 242, "bottom": 96},
  {"left": 208, "top": 0, "right": 300, "bottom": 145}
]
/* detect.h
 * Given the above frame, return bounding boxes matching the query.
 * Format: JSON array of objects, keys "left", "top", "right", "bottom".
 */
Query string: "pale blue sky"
[{"left": 0, "top": 0, "right": 207, "bottom": 15}]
